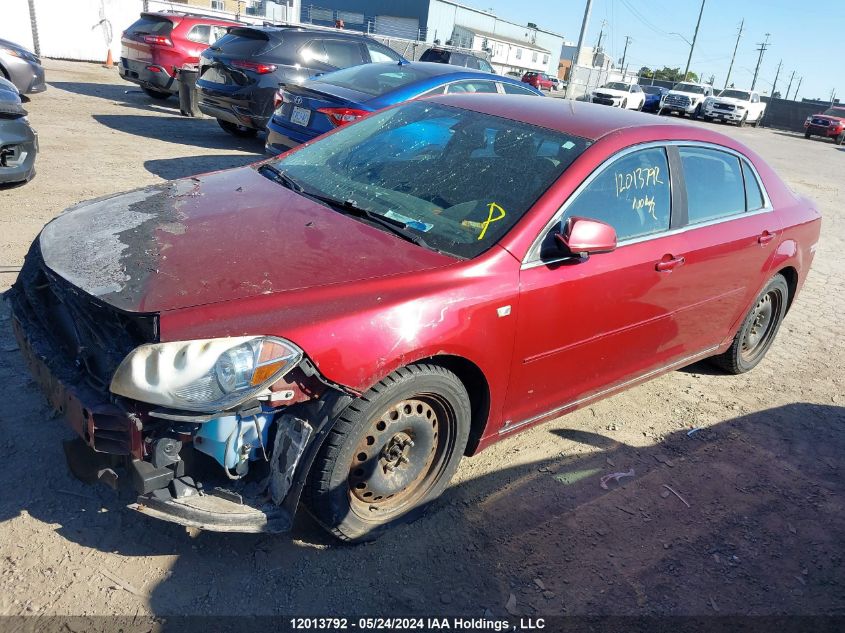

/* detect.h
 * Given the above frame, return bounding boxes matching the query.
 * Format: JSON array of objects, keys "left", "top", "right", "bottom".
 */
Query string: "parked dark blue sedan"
[
  {"left": 265, "top": 61, "right": 544, "bottom": 153},
  {"left": 642, "top": 85, "right": 669, "bottom": 112}
]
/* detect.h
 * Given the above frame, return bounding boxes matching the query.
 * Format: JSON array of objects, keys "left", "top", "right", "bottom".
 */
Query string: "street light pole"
[
  {"left": 683, "top": 0, "right": 706, "bottom": 81},
  {"left": 564, "top": 0, "right": 594, "bottom": 100}
]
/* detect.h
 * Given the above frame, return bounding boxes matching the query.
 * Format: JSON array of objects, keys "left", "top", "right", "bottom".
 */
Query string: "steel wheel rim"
[
  {"left": 347, "top": 395, "right": 455, "bottom": 521},
  {"left": 740, "top": 289, "right": 781, "bottom": 363}
]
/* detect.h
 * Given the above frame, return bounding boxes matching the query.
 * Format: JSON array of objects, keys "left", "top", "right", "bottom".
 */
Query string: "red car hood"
[{"left": 38, "top": 166, "right": 455, "bottom": 313}]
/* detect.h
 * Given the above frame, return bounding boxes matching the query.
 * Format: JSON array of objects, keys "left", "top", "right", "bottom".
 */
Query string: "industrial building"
[{"left": 299, "top": 0, "right": 565, "bottom": 76}]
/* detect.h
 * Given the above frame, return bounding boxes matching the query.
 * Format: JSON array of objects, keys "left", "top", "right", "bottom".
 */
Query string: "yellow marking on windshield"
[{"left": 477, "top": 202, "right": 506, "bottom": 240}]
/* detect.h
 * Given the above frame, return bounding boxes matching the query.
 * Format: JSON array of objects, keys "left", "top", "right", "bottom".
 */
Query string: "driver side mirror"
[{"left": 554, "top": 216, "right": 617, "bottom": 257}]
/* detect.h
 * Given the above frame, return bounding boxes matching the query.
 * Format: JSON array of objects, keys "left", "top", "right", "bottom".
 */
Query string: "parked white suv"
[
  {"left": 590, "top": 81, "right": 646, "bottom": 110},
  {"left": 702, "top": 89, "right": 765, "bottom": 127},
  {"left": 660, "top": 81, "right": 714, "bottom": 118}
]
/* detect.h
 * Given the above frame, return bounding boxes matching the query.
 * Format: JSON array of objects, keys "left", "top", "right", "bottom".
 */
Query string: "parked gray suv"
[
  {"left": 0, "top": 38, "right": 46, "bottom": 95},
  {"left": 0, "top": 77, "right": 37, "bottom": 185},
  {"left": 197, "top": 26, "right": 404, "bottom": 137}
]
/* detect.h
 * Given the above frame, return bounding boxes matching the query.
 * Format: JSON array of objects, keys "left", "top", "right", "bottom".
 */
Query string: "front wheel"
[
  {"left": 692, "top": 104, "right": 702, "bottom": 119},
  {"left": 217, "top": 118, "right": 258, "bottom": 137},
  {"left": 738, "top": 113, "right": 747, "bottom": 127},
  {"left": 804, "top": 130, "right": 811, "bottom": 139},
  {"left": 621, "top": 98, "right": 628, "bottom": 109},
  {"left": 304, "top": 364, "right": 470, "bottom": 542},
  {"left": 836, "top": 132, "right": 845, "bottom": 145},
  {"left": 710, "top": 274, "right": 789, "bottom": 374}
]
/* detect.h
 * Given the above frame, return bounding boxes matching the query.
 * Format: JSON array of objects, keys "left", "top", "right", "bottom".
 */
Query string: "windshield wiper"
[{"left": 258, "top": 165, "right": 431, "bottom": 249}]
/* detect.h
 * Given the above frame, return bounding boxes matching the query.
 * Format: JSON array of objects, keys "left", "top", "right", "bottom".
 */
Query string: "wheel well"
[
  {"left": 423, "top": 355, "right": 490, "bottom": 456},
  {"left": 776, "top": 266, "right": 798, "bottom": 312}
]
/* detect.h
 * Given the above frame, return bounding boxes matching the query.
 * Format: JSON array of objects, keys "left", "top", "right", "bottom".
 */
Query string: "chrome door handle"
[{"left": 655, "top": 255, "right": 685, "bottom": 272}]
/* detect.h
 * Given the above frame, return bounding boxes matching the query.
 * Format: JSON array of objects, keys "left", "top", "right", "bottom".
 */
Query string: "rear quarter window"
[
  {"left": 742, "top": 160, "right": 766, "bottom": 211},
  {"left": 502, "top": 83, "right": 539, "bottom": 95}
]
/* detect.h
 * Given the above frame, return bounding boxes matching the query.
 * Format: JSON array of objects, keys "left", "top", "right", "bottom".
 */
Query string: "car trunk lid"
[
  {"left": 198, "top": 28, "right": 281, "bottom": 92},
  {"left": 274, "top": 82, "right": 372, "bottom": 134}
]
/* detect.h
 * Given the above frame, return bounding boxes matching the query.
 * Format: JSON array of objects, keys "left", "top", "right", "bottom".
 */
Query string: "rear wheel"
[
  {"left": 217, "top": 118, "right": 258, "bottom": 138},
  {"left": 710, "top": 274, "right": 789, "bottom": 374},
  {"left": 142, "top": 86, "right": 171, "bottom": 100},
  {"left": 304, "top": 364, "right": 470, "bottom": 542}
]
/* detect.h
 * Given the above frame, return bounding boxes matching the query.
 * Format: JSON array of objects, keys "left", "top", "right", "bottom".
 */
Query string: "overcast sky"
[{"left": 480, "top": 0, "right": 841, "bottom": 101}]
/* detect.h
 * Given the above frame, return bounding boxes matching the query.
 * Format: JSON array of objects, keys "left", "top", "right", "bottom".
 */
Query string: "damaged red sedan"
[{"left": 10, "top": 96, "right": 820, "bottom": 541}]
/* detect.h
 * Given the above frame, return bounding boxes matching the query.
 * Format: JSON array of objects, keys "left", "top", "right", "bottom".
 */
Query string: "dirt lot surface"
[{"left": 0, "top": 60, "right": 843, "bottom": 621}]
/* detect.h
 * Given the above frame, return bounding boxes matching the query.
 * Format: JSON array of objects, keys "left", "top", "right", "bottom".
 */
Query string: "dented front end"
[{"left": 8, "top": 238, "right": 351, "bottom": 533}]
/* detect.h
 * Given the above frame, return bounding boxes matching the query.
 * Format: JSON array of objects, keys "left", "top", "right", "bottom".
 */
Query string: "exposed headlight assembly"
[{"left": 110, "top": 336, "right": 303, "bottom": 411}]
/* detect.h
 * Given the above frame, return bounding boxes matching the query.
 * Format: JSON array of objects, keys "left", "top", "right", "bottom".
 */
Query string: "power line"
[
  {"left": 750, "top": 33, "right": 770, "bottom": 91},
  {"left": 723, "top": 19, "right": 744, "bottom": 90}
]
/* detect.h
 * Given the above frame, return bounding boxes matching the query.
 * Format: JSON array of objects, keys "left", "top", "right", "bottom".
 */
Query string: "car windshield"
[
  {"left": 603, "top": 82, "right": 631, "bottom": 91},
  {"left": 822, "top": 108, "right": 845, "bottom": 117},
  {"left": 642, "top": 86, "right": 663, "bottom": 94},
  {"left": 266, "top": 101, "right": 590, "bottom": 258},
  {"left": 720, "top": 90, "right": 751, "bottom": 100},
  {"left": 317, "top": 63, "right": 435, "bottom": 97},
  {"left": 673, "top": 83, "right": 706, "bottom": 94}
]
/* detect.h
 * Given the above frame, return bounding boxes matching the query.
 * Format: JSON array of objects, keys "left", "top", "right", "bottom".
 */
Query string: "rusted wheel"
[{"left": 304, "top": 364, "right": 470, "bottom": 542}]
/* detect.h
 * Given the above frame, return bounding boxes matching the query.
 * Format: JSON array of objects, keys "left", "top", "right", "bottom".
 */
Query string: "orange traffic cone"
[{"left": 103, "top": 48, "right": 114, "bottom": 68}]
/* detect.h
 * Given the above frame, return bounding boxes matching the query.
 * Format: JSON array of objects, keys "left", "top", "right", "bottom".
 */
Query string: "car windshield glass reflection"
[{"left": 268, "top": 101, "right": 590, "bottom": 258}]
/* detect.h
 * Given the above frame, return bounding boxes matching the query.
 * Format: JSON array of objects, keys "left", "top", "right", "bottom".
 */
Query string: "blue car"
[
  {"left": 642, "top": 85, "right": 669, "bottom": 112},
  {"left": 265, "top": 61, "right": 544, "bottom": 153}
]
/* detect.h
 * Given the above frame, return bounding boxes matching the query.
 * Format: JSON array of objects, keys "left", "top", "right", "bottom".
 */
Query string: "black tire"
[
  {"left": 710, "top": 274, "right": 789, "bottom": 374},
  {"left": 304, "top": 363, "right": 471, "bottom": 542},
  {"left": 836, "top": 132, "right": 845, "bottom": 145},
  {"left": 737, "top": 113, "right": 747, "bottom": 127},
  {"left": 142, "top": 86, "right": 171, "bottom": 100},
  {"left": 621, "top": 98, "right": 628, "bottom": 109},
  {"left": 692, "top": 104, "right": 702, "bottom": 119},
  {"left": 752, "top": 114, "right": 762, "bottom": 128},
  {"left": 804, "top": 130, "right": 811, "bottom": 139},
  {"left": 217, "top": 118, "right": 259, "bottom": 137}
]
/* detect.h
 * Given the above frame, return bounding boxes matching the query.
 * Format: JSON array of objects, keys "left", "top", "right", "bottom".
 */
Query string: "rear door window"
[
  {"left": 365, "top": 42, "right": 401, "bottom": 63},
  {"left": 561, "top": 147, "right": 672, "bottom": 241},
  {"left": 680, "top": 147, "right": 746, "bottom": 223},
  {"left": 502, "top": 82, "right": 538, "bottom": 95},
  {"left": 446, "top": 80, "right": 498, "bottom": 94},
  {"left": 322, "top": 39, "right": 366, "bottom": 68}
]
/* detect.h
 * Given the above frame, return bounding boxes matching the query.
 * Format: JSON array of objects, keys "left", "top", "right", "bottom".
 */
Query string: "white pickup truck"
[
  {"left": 702, "top": 89, "right": 766, "bottom": 127},
  {"left": 659, "top": 82, "right": 714, "bottom": 118}
]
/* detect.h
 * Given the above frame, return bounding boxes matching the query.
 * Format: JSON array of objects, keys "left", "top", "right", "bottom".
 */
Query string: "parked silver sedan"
[
  {"left": 0, "top": 38, "right": 46, "bottom": 95},
  {"left": 0, "top": 77, "right": 37, "bottom": 185}
]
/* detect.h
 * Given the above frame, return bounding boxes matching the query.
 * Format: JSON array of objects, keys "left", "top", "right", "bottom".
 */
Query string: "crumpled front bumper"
[{"left": 9, "top": 266, "right": 351, "bottom": 533}]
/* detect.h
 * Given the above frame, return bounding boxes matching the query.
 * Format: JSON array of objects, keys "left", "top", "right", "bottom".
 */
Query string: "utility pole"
[
  {"left": 785, "top": 70, "right": 795, "bottom": 100},
  {"left": 564, "top": 0, "right": 593, "bottom": 100},
  {"left": 750, "top": 33, "right": 770, "bottom": 91},
  {"left": 770, "top": 59, "right": 782, "bottom": 96},
  {"left": 830, "top": 89, "right": 837, "bottom": 106},
  {"left": 723, "top": 19, "right": 744, "bottom": 90},
  {"left": 684, "top": 0, "right": 707, "bottom": 81},
  {"left": 793, "top": 76, "right": 803, "bottom": 101},
  {"left": 620, "top": 36, "right": 632, "bottom": 72}
]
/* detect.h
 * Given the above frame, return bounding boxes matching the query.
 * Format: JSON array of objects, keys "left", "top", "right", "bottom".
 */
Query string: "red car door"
[
  {"left": 670, "top": 145, "right": 782, "bottom": 347},
  {"left": 502, "top": 145, "right": 707, "bottom": 431}
]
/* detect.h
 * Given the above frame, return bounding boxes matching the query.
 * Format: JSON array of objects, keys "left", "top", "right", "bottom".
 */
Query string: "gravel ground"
[{"left": 0, "top": 60, "right": 843, "bottom": 621}]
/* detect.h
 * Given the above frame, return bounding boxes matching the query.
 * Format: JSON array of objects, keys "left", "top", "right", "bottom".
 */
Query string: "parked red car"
[
  {"left": 803, "top": 106, "right": 845, "bottom": 144},
  {"left": 522, "top": 70, "right": 555, "bottom": 91},
  {"left": 10, "top": 97, "right": 820, "bottom": 542},
  {"left": 119, "top": 11, "right": 240, "bottom": 99}
]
